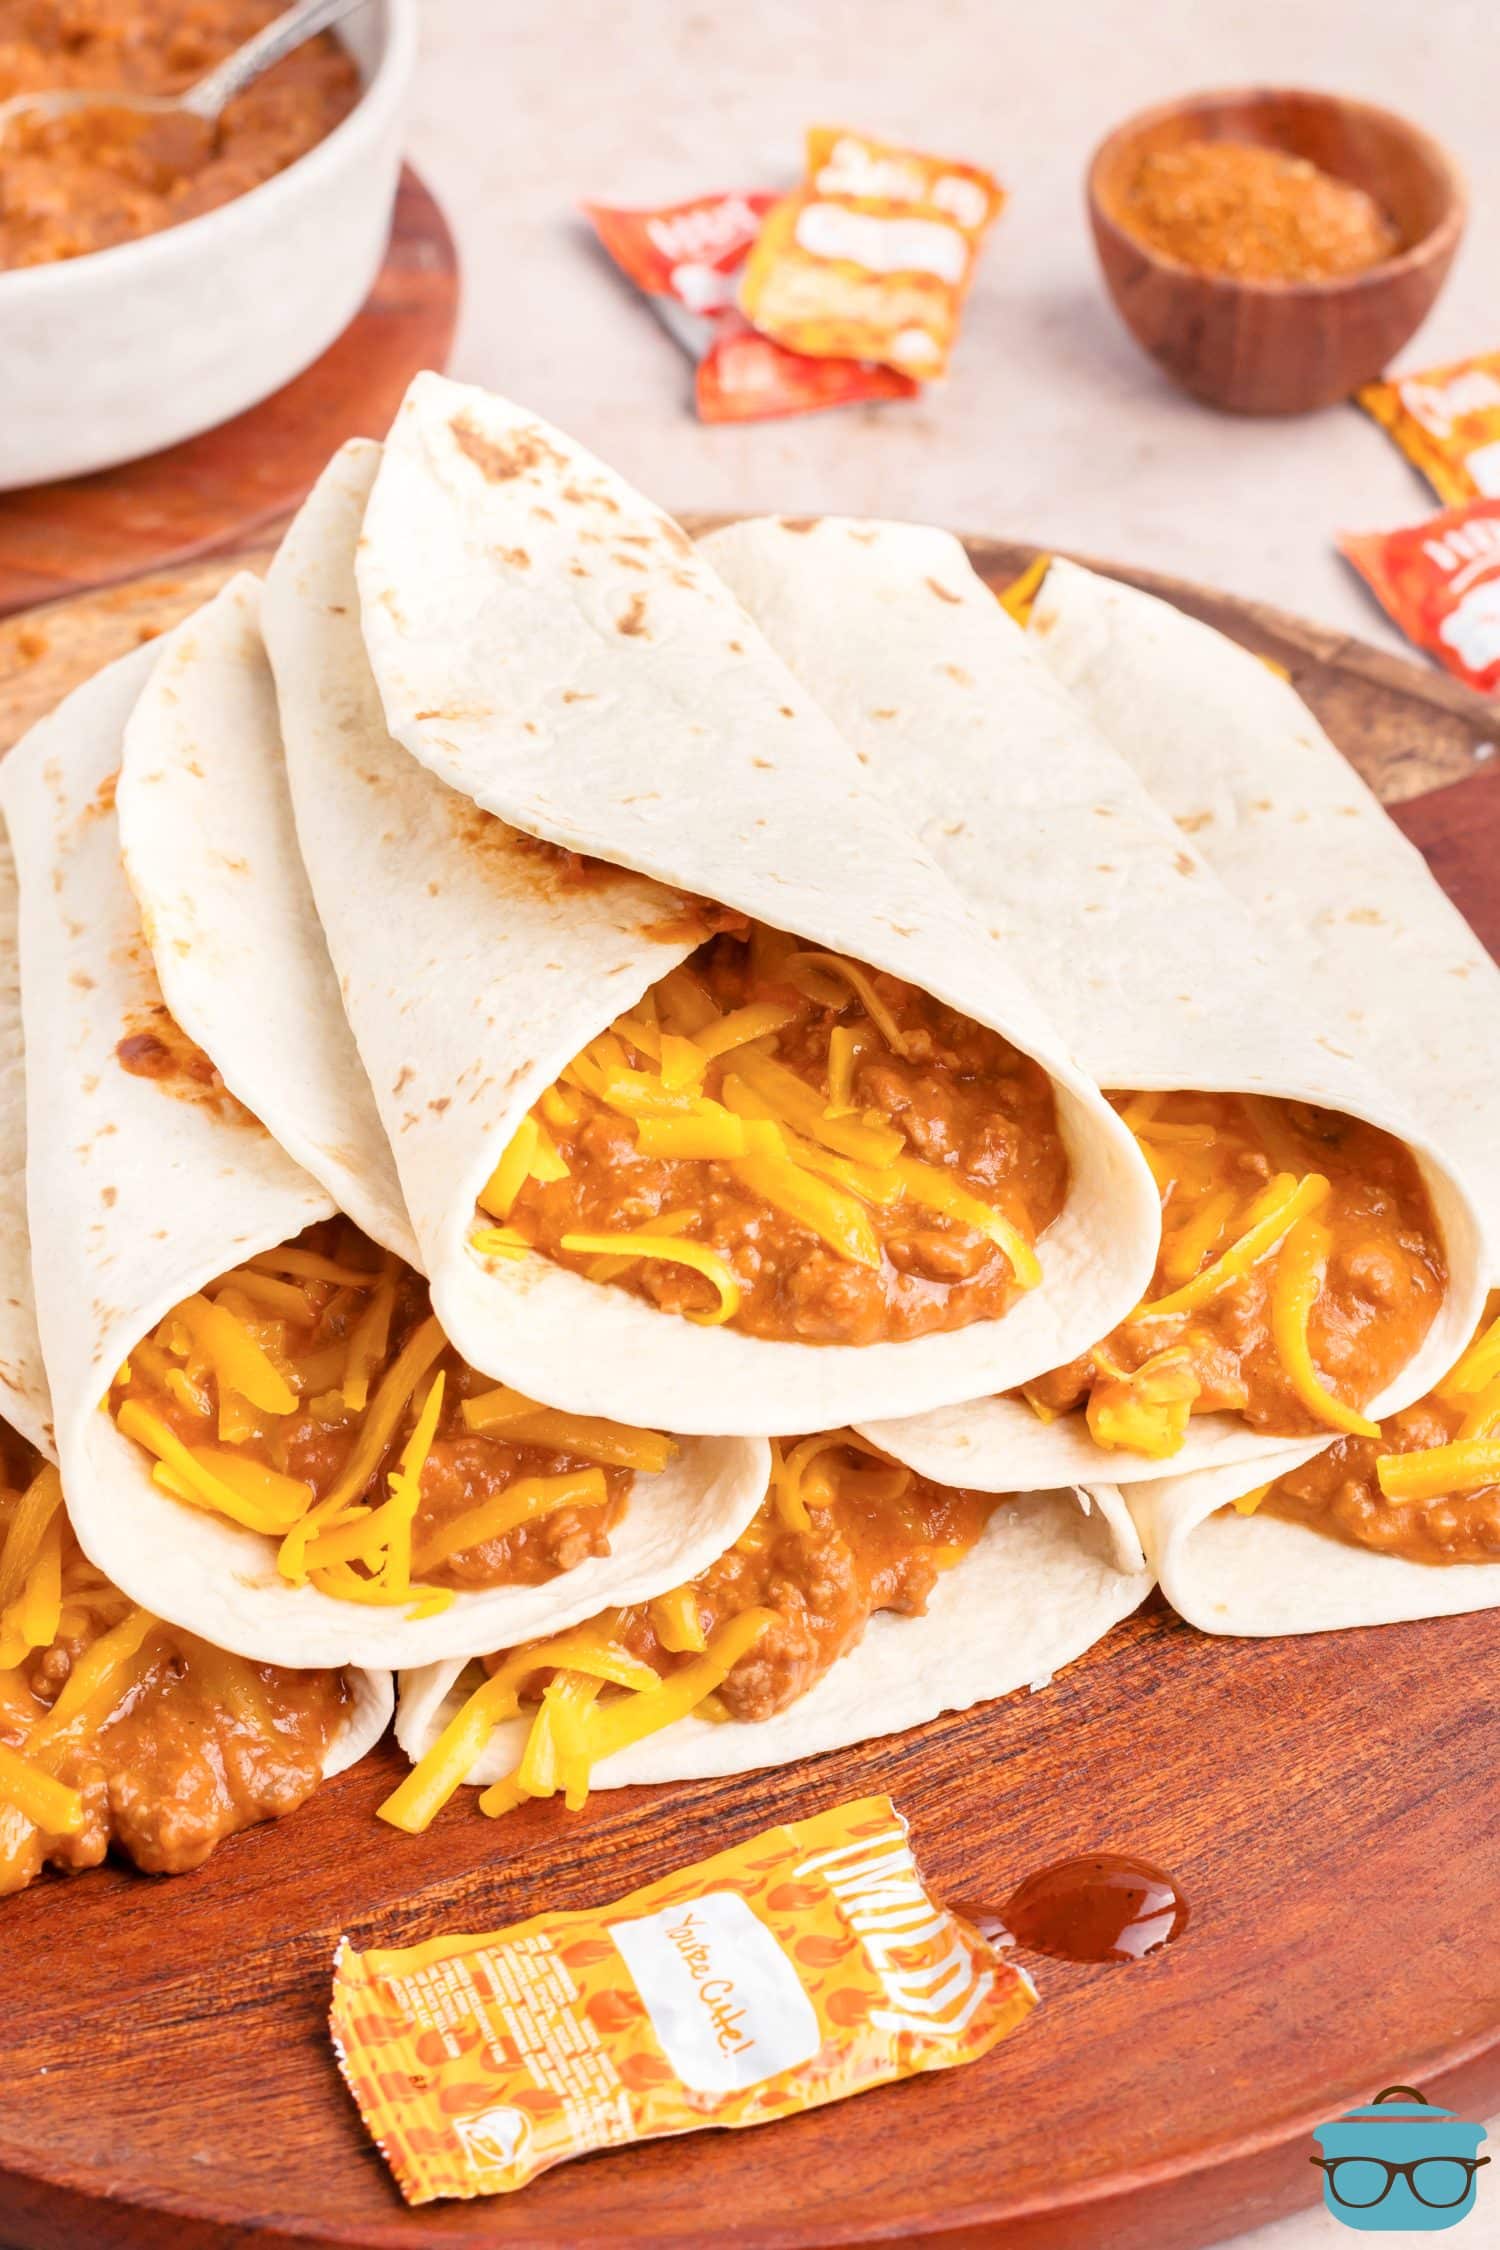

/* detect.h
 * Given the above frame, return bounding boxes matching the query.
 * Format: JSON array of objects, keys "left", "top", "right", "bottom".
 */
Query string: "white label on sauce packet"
[{"left": 608, "top": 1890, "right": 820, "bottom": 2095}]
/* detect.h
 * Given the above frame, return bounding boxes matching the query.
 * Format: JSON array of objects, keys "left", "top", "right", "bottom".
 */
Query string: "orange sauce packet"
[
  {"left": 1358, "top": 353, "right": 1500, "bottom": 506},
  {"left": 1339, "top": 499, "right": 1500, "bottom": 696},
  {"left": 331, "top": 1794, "right": 1036, "bottom": 2203},
  {"left": 740, "top": 126, "right": 1005, "bottom": 380},
  {"left": 582, "top": 191, "right": 917, "bottom": 423}
]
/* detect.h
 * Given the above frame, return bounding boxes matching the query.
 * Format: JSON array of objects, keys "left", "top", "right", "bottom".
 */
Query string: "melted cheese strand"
[
  {"left": 1270, "top": 1216, "right": 1381, "bottom": 1438},
  {"left": 1378, "top": 1439, "right": 1500, "bottom": 1502},
  {"left": 559, "top": 1233, "right": 741, "bottom": 1325},
  {"left": 1138, "top": 1172, "right": 1330, "bottom": 1318}
]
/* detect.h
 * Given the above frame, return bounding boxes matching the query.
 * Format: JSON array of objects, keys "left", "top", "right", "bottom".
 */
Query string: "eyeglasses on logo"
[{"left": 1311, "top": 2084, "right": 1489, "bottom": 2232}]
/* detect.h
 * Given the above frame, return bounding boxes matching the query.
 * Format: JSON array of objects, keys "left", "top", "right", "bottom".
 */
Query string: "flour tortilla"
[
  {"left": 318, "top": 379, "right": 1163, "bottom": 1434},
  {"left": 1, "top": 642, "right": 769, "bottom": 1670},
  {"left": 1029, "top": 558, "right": 1500, "bottom": 1629},
  {"left": 700, "top": 517, "right": 1486, "bottom": 1489},
  {"left": 0, "top": 815, "right": 391, "bottom": 1770},
  {"left": 395, "top": 1484, "right": 1151, "bottom": 1788},
  {"left": 117, "top": 575, "right": 418, "bottom": 1267},
  {"left": 0, "top": 823, "right": 51, "bottom": 1461}
]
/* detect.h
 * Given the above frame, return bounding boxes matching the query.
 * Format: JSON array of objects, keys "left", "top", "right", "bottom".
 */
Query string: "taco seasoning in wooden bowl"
[{"left": 1088, "top": 88, "right": 1466, "bottom": 414}]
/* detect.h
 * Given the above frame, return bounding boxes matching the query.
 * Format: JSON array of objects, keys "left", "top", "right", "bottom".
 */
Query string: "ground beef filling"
[
  {"left": 508, "top": 925, "right": 1068, "bottom": 1348},
  {"left": 109, "top": 1219, "right": 638, "bottom": 1596},
  {"left": 1024, "top": 1090, "right": 1446, "bottom": 1444},
  {"left": 498, "top": 1439, "right": 1002, "bottom": 1726},
  {"left": 0, "top": 1615, "right": 350, "bottom": 1895},
  {"left": 0, "top": 0, "right": 360, "bottom": 269},
  {"left": 1262, "top": 1398, "right": 1500, "bottom": 1565}
]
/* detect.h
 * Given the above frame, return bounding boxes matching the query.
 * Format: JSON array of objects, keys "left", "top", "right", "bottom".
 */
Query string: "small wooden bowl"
[{"left": 1087, "top": 87, "right": 1467, "bottom": 414}]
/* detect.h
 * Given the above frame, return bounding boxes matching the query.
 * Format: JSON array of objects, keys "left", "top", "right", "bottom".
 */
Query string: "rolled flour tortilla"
[
  {"left": 701, "top": 515, "right": 1486, "bottom": 1489},
  {"left": 1, "top": 643, "right": 768, "bottom": 1670},
  {"left": 265, "top": 413, "right": 1160, "bottom": 1435},
  {"left": 117, "top": 574, "right": 418, "bottom": 1267},
  {"left": 0, "top": 816, "right": 391, "bottom": 1770},
  {"left": 1030, "top": 559, "right": 1500, "bottom": 1628},
  {"left": 395, "top": 1483, "right": 1151, "bottom": 1789}
]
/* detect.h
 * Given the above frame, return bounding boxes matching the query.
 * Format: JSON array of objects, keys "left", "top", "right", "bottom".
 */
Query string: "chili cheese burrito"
[
  {"left": 0, "top": 829, "right": 392, "bottom": 1892},
  {"left": 700, "top": 516, "right": 1485, "bottom": 1494},
  {"left": 1029, "top": 559, "right": 1500, "bottom": 1627},
  {"left": 388, "top": 1445, "right": 1151, "bottom": 1833},
  {"left": 3, "top": 636, "right": 768, "bottom": 1671},
  {"left": 262, "top": 407, "right": 1161, "bottom": 1436}
]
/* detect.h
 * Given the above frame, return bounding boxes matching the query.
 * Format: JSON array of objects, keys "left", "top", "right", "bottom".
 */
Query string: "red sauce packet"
[
  {"left": 582, "top": 191, "right": 918, "bottom": 423},
  {"left": 331, "top": 1794, "right": 1036, "bottom": 2203},
  {"left": 1339, "top": 500, "right": 1500, "bottom": 697}
]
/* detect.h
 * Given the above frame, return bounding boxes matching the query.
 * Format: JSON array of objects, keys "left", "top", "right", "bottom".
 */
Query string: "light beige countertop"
[
  {"left": 407, "top": 0, "right": 1497, "bottom": 659},
  {"left": 403, "top": 5, "right": 1496, "bottom": 2244}
]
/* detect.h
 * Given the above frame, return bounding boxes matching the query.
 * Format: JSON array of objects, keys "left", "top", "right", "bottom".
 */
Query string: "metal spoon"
[{"left": 0, "top": 0, "right": 370, "bottom": 142}]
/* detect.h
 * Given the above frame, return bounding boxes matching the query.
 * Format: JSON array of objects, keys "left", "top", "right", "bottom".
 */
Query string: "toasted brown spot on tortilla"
[
  {"left": 779, "top": 516, "right": 821, "bottom": 535},
  {"left": 568, "top": 560, "right": 590, "bottom": 579},
  {"left": 563, "top": 480, "right": 620, "bottom": 514},
  {"left": 1348, "top": 907, "right": 1383, "bottom": 924},
  {"left": 943, "top": 664, "right": 974, "bottom": 686},
  {"left": 562, "top": 690, "right": 596, "bottom": 704},
  {"left": 727, "top": 639, "right": 744, "bottom": 654},
  {"left": 753, "top": 758, "right": 774, "bottom": 770},
  {"left": 101, "top": 1186, "right": 116, "bottom": 1208},
  {"left": 393, "top": 1066, "right": 414, "bottom": 1094},
  {"left": 452, "top": 413, "right": 563, "bottom": 483},
  {"left": 531, "top": 504, "right": 556, "bottom": 523},
  {"left": 1174, "top": 852, "right": 1196, "bottom": 875},
  {"left": 498, "top": 547, "right": 531, "bottom": 569},
  {"left": 1176, "top": 810, "right": 1212, "bottom": 834},
  {"left": 925, "top": 578, "right": 962, "bottom": 605},
  {"left": 615, "top": 552, "right": 648, "bottom": 573},
  {"left": 429, "top": 1096, "right": 451, "bottom": 1115},
  {"left": 617, "top": 593, "right": 649, "bottom": 638},
  {"left": 870, "top": 707, "right": 897, "bottom": 720},
  {"left": 69, "top": 970, "right": 94, "bottom": 990}
]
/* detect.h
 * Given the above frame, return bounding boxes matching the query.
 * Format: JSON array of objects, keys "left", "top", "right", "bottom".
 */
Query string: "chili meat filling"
[
  {"left": 107, "top": 1218, "right": 673, "bottom": 1614},
  {"left": 481, "top": 921, "right": 1068, "bottom": 1348},
  {"left": 0, "top": 1432, "right": 349, "bottom": 1892},
  {"left": 1021, "top": 1090, "right": 1445, "bottom": 1458},
  {"left": 1253, "top": 1292, "right": 1500, "bottom": 1565},
  {"left": 381, "top": 1432, "right": 1004, "bottom": 1834},
  {"left": 0, "top": 0, "right": 360, "bottom": 270}
]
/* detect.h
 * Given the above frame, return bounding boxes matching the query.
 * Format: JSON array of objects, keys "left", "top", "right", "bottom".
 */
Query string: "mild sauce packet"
[
  {"left": 1340, "top": 499, "right": 1500, "bottom": 697},
  {"left": 1357, "top": 353, "right": 1500, "bottom": 506},
  {"left": 331, "top": 1794, "right": 1036, "bottom": 2203},
  {"left": 583, "top": 191, "right": 918, "bottom": 422},
  {"left": 739, "top": 126, "right": 1005, "bottom": 380}
]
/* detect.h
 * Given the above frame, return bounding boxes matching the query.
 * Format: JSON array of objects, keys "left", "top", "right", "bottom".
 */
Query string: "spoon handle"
[{"left": 180, "top": 0, "right": 371, "bottom": 121}]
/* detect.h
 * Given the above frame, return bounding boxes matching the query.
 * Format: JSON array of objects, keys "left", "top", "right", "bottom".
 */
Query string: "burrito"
[
  {"left": 282, "top": 383, "right": 1162, "bottom": 1436},
  {"left": 699, "top": 517, "right": 1485, "bottom": 1493},
  {"left": 0, "top": 828, "right": 392, "bottom": 1893},
  {"left": 387, "top": 1438, "right": 1151, "bottom": 1832},
  {"left": 4, "top": 625, "right": 767, "bottom": 1672},
  {"left": 1028, "top": 558, "right": 1500, "bottom": 1627}
]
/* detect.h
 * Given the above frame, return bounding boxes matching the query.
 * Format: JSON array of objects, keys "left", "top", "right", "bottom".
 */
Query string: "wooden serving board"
[{"left": 0, "top": 537, "right": 1496, "bottom": 2250}]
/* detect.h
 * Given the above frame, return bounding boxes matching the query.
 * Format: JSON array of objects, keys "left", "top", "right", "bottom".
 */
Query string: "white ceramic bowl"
[{"left": 0, "top": 0, "right": 416, "bottom": 490}]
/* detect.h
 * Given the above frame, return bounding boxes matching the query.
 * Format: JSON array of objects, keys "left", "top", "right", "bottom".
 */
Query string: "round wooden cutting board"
[{"left": 0, "top": 536, "right": 1496, "bottom": 2250}]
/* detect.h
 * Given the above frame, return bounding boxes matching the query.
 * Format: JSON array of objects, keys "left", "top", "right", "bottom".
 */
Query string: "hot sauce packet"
[
  {"left": 1357, "top": 353, "right": 1500, "bottom": 505},
  {"left": 739, "top": 126, "right": 1006, "bottom": 380},
  {"left": 582, "top": 191, "right": 918, "bottom": 423},
  {"left": 1339, "top": 499, "right": 1500, "bottom": 697},
  {"left": 331, "top": 1794, "right": 1036, "bottom": 2204}
]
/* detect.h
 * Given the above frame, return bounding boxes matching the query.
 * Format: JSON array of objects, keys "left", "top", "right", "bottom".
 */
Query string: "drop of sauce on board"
[{"left": 959, "top": 1853, "right": 1189, "bottom": 1965}]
